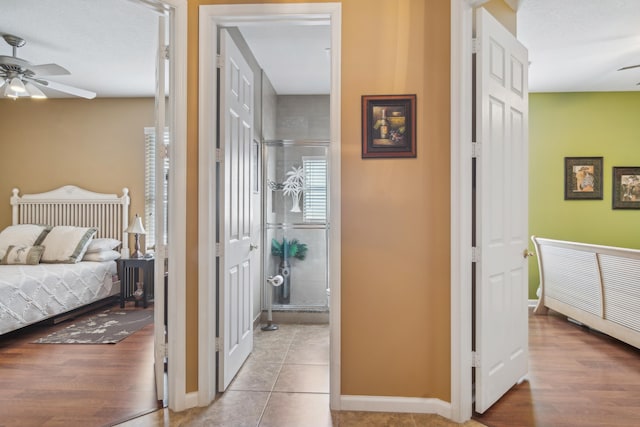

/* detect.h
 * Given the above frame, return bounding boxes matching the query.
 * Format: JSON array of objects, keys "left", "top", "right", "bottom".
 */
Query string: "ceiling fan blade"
[
  {"left": 28, "top": 63, "right": 71, "bottom": 76},
  {"left": 35, "top": 79, "right": 96, "bottom": 99},
  {"left": 0, "top": 55, "right": 30, "bottom": 67},
  {"left": 23, "top": 76, "right": 48, "bottom": 85},
  {"left": 618, "top": 64, "right": 640, "bottom": 71}
]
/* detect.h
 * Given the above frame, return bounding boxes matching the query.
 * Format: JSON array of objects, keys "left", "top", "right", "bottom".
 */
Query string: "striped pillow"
[
  {"left": 40, "top": 226, "right": 98, "bottom": 264},
  {"left": 1, "top": 245, "right": 45, "bottom": 265}
]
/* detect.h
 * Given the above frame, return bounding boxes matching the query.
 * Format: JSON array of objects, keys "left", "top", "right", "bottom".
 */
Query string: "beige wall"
[
  {"left": 188, "top": 0, "right": 452, "bottom": 399},
  {"left": 0, "top": 98, "right": 153, "bottom": 248},
  {"left": 340, "top": 0, "right": 451, "bottom": 399}
]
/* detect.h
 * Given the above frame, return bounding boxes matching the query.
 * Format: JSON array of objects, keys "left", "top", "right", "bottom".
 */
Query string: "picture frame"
[
  {"left": 612, "top": 167, "right": 640, "bottom": 209},
  {"left": 564, "top": 157, "right": 603, "bottom": 200},
  {"left": 362, "top": 94, "right": 416, "bottom": 158}
]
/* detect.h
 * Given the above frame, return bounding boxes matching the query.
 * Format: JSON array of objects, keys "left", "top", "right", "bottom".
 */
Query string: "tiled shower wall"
[{"left": 275, "top": 95, "right": 330, "bottom": 141}]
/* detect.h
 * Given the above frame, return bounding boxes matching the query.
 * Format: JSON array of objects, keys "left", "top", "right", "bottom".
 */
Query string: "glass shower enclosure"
[{"left": 263, "top": 140, "right": 329, "bottom": 312}]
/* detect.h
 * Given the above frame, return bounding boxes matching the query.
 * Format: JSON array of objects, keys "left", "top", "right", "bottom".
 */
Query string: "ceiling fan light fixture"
[
  {"left": 2, "top": 34, "right": 93, "bottom": 99},
  {"left": 3, "top": 85, "right": 20, "bottom": 99},
  {"left": 25, "top": 82, "right": 47, "bottom": 99},
  {"left": 9, "top": 77, "right": 26, "bottom": 93}
]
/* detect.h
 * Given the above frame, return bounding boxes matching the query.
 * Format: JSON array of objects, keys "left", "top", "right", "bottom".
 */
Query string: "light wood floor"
[
  {"left": 2, "top": 305, "right": 639, "bottom": 426},
  {"left": 0, "top": 302, "right": 161, "bottom": 427},
  {"left": 474, "top": 308, "right": 640, "bottom": 427}
]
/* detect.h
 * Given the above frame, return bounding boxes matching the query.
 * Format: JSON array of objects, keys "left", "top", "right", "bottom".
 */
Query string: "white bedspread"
[{"left": 0, "top": 261, "right": 118, "bottom": 335}]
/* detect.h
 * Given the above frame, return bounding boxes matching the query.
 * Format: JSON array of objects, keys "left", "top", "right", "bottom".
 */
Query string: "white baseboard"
[
  {"left": 528, "top": 299, "right": 538, "bottom": 308},
  {"left": 340, "top": 395, "right": 451, "bottom": 419},
  {"left": 185, "top": 391, "right": 199, "bottom": 409}
]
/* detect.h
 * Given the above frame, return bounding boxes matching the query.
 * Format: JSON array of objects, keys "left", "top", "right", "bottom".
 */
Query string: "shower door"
[{"left": 263, "top": 140, "right": 329, "bottom": 312}]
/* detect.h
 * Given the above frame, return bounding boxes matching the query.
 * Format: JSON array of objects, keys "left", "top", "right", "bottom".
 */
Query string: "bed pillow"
[
  {"left": 0, "top": 245, "right": 45, "bottom": 265},
  {"left": 85, "top": 238, "right": 121, "bottom": 254},
  {"left": 40, "top": 226, "right": 98, "bottom": 264},
  {"left": 0, "top": 224, "right": 51, "bottom": 259},
  {"left": 82, "top": 249, "right": 121, "bottom": 262}
]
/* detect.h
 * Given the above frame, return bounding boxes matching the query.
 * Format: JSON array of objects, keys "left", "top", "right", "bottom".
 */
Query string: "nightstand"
[{"left": 118, "top": 257, "right": 155, "bottom": 308}]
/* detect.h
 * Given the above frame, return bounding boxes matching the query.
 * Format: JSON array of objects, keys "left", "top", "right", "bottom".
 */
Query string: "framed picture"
[
  {"left": 612, "top": 167, "right": 640, "bottom": 209},
  {"left": 564, "top": 157, "right": 603, "bottom": 200},
  {"left": 362, "top": 94, "right": 416, "bottom": 158}
]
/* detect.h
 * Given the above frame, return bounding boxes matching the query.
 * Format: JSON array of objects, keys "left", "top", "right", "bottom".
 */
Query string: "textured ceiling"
[
  {"left": 0, "top": 0, "right": 330, "bottom": 98},
  {"left": 0, "top": 0, "right": 158, "bottom": 98},
  {"left": 518, "top": 0, "right": 640, "bottom": 92},
  {"left": 1, "top": 0, "right": 639, "bottom": 98}
]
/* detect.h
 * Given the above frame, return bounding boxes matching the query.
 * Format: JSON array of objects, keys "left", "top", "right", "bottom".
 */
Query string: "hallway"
[
  {"left": 118, "top": 323, "right": 331, "bottom": 425},
  {"left": 117, "top": 323, "right": 480, "bottom": 426}
]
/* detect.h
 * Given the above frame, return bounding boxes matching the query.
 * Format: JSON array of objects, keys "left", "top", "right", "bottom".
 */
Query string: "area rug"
[{"left": 33, "top": 308, "right": 153, "bottom": 344}]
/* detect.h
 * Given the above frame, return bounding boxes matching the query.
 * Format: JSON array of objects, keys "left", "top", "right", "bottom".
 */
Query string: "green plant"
[{"left": 271, "top": 238, "right": 308, "bottom": 261}]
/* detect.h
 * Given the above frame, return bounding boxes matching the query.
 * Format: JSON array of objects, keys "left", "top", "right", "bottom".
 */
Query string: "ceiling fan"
[
  {"left": 617, "top": 63, "right": 640, "bottom": 86},
  {"left": 0, "top": 34, "right": 96, "bottom": 99}
]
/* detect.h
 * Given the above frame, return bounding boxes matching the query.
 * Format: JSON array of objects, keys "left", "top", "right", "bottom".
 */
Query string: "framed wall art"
[
  {"left": 612, "top": 167, "right": 640, "bottom": 209},
  {"left": 564, "top": 157, "right": 603, "bottom": 200},
  {"left": 361, "top": 94, "right": 416, "bottom": 158}
]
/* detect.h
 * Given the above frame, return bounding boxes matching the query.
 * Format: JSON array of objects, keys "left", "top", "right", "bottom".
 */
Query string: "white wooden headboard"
[{"left": 10, "top": 185, "right": 130, "bottom": 253}]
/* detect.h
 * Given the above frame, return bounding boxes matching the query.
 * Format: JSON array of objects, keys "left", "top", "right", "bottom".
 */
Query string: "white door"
[
  {"left": 474, "top": 8, "right": 529, "bottom": 413},
  {"left": 218, "top": 29, "right": 255, "bottom": 391},
  {"left": 153, "top": 13, "right": 170, "bottom": 403}
]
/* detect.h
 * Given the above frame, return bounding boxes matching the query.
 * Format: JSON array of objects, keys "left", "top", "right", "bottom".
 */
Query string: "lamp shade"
[
  {"left": 3, "top": 84, "right": 19, "bottom": 99},
  {"left": 25, "top": 82, "right": 47, "bottom": 99},
  {"left": 126, "top": 214, "right": 146, "bottom": 235},
  {"left": 9, "top": 77, "right": 26, "bottom": 93}
]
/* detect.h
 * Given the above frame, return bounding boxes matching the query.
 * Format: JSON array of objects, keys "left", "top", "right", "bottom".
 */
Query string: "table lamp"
[{"left": 126, "top": 214, "right": 146, "bottom": 258}]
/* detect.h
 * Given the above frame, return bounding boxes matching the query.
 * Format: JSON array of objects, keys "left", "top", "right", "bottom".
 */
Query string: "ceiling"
[
  {"left": 1, "top": 0, "right": 639, "bottom": 98},
  {"left": 517, "top": 0, "right": 640, "bottom": 92},
  {"left": 0, "top": 0, "right": 330, "bottom": 98},
  {"left": 238, "top": 24, "right": 330, "bottom": 95},
  {"left": 0, "top": 0, "right": 159, "bottom": 98}
]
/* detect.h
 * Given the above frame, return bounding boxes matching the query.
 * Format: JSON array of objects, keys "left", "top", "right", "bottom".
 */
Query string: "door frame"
[
  {"left": 160, "top": 0, "right": 188, "bottom": 412},
  {"left": 198, "top": 3, "right": 342, "bottom": 408},
  {"left": 450, "top": 0, "right": 474, "bottom": 421},
  {"left": 131, "top": 0, "right": 188, "bottom": 412}
]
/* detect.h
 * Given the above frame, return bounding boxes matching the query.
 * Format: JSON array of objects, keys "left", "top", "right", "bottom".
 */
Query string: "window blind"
[
  {"left": 144, "top": 127, "right": 170, "bottom": 249},
  {"left": 302, "top": 156, "right": 327, "bottom": 223}
]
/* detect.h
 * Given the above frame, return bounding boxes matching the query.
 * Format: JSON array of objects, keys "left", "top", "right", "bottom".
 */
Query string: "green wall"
[{"left": 528, "top": 92, "right": 640, "bottom": 298}]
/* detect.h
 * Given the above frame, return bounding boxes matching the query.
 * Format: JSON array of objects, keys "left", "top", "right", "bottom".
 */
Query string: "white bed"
[
  {"left": 0, "top": 185, "right": 130, "bottom": 335},
  {"left": 532, "top": 236, "right": 640, "bottom": 349}
]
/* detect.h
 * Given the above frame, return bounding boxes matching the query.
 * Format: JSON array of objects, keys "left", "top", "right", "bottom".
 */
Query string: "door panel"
[
  {"left": 218, "top": 29, "right": 254, "bottom": 391},
  {"left": 475, "top": 7, "right": 529, "bottom": 414}
]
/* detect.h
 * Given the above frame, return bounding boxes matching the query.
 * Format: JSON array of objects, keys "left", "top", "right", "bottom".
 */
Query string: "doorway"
[{"left": 198, "top": 2, "right": 342, "bottom": 409}]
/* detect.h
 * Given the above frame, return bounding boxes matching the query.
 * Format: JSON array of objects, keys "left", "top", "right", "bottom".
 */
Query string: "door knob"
[
  {"left": 250, "top": 243, "right": 259, "bottom": 251},
  {"left": 523, "top": 249, "right": 534, "bottom": 259}
]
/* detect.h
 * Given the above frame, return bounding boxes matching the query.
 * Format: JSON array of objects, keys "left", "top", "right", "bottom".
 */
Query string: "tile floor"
[{"left": 115, "top": 323, "right": 484, "bottom": 427}]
